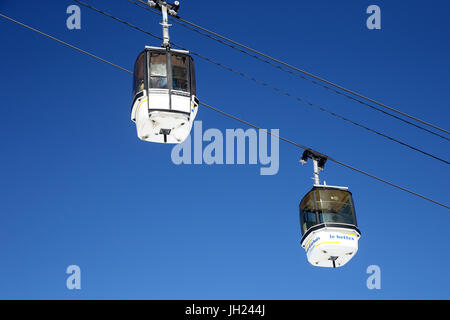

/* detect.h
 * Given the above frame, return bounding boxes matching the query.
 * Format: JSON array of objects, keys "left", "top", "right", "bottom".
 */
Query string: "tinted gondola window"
[
  {"left": 172, "top": 55, "right": 189, "bottom": 92},
  {"left": 190, "top": 57, "right": 196, "bottom": 96},
  {"left": 316, "top": 189, "right": 356, "bottom": 225},
  {"left": 150, "top": 53, "right": 168, "bottom": 89},
  {"left": 133, "top": 51, "right": 146, "bottom": 97},
  {"left": 299, "top": 191, "right": 318, "bottom": 235},
  {"left": 300, "top": 188, "right": 357, "bottom": 235}
]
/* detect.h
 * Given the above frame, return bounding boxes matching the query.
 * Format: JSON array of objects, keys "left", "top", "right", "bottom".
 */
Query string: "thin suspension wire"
[
  {"left": 0, "top": 12, "right": 132, "bottom": 74},
  {"left": 146, "top": 4, "right": 450, "bottom": 142},
  {"left": 128, "top": 0, "right": 449, "bottom": 142},
  {"left": 129, "top": 0, "right": 450, "bottom": 137},
  {"left": 74, "top": 0, "right": 449, "bottom": 165},
  {"left": 1, "top": 12, "right": 448, "bottom": 210},
  {"left": 200, "top": 102, "right": 450, "bottom": 210}
]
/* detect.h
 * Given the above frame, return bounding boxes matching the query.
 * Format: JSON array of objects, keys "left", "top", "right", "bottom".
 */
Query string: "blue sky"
[{"left": 0, "top": 0, "right": 449, "bottom": 299}]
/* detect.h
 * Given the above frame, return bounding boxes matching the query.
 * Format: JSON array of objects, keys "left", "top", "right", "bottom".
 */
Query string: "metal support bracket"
[
  {"left": 300, "top": 150, "right": 328, "bottom": 185},
  {"left": 148, "top": 1, "right": 181, "bottom": 47}
]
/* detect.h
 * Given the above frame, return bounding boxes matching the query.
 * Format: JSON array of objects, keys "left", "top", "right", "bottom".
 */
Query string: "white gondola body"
[
  {"left": 131, "top": 46, "right": 198, "bottom": 144},
  {"left": 299, "top": 184, "right": 361, "bottom": 268},
  {"left": 131, "top": 90, "right": 198, "bottom": 144},
  {"left": 301, "top": 225, "right": 360, "bottom": 268}
]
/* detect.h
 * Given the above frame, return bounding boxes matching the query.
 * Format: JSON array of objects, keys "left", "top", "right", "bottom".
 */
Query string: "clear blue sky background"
[{"left": 0, "top": 0, "right": 449, "bottom": 299}]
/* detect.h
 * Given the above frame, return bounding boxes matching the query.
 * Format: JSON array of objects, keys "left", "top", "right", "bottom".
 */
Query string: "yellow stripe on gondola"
[
  {"left": 315, "top": 241, "right": 340, "bottom": 248},
  {"left": 305, "top": 238, "right": 313, "bottom": 248},
  {"left": 136, "top": 98, "right": 148, "bottom": 114}
]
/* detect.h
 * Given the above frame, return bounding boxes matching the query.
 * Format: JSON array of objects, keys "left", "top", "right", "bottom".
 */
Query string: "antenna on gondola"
[{"left": 148, "top": 0, "right": 180, "bottom": 48}]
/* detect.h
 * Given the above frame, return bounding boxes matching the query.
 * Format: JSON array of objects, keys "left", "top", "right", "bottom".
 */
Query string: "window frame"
[
  {"left": 148, "top": 51, "right": 169, "bottom": 90},
  {"left": 143, "top": 48, "right": 195, "bottom": 96},
  {"left": 299, "top": 187, "right": 357, "bottom": 236},
  {"left": 170, "top": 52, "right": 191, "bottom": 93},
  {"left": 190, "top": 56, "right": 196, "bottom": 96},
  {"left": 299, "top": 190, "right": 318, "bottom": 235},
  {"left": 133, "top": 51, "right": 146, "bottom": 98}
]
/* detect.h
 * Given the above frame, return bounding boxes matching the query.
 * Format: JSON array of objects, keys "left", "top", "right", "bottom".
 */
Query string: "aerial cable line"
[
  {"left": 0, "top": 13, "right": 131, "bottom": 74},
  {"left": 131, "top": 2, "right": 450, "bottom": 143},
  {"left": 200, "top": 102, "right": 450, "bottom": 210},
  {"left": 0, "top": 12, "right": 448, "bottom": 210},
  {"left": 73, "top": 0, "right": 450, "bottom": 165},
  {"left": 128, "top": 0, "right": 450, "bottom": 138},
  {"left": 127, "top": 0, "right": 450, "bottom": 143}
]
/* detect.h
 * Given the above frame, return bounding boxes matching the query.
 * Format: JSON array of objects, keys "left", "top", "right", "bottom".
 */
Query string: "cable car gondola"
[
  {"left": 299, "top": 151, "right": 361, "bottom": 268},
  {"left": 130, "top": 0, "right": 199, "bottom": 144}
]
